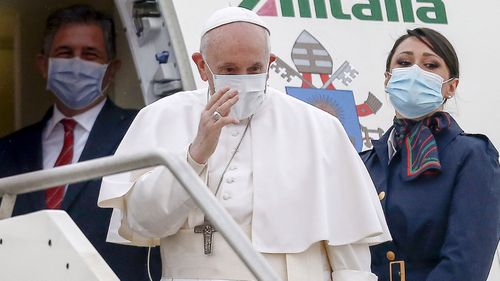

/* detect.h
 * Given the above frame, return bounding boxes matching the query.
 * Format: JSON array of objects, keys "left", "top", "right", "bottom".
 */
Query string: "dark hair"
[
  {"left": 42, "top": 4, "right": 116, "bottom": 60},
  {"left": 386, "top": 28, "right": 459, "bottom": 79}
]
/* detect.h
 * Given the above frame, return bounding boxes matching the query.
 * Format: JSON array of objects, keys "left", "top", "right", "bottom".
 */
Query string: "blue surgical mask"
[
  {"left": 47, "top": 57, "right": 109, "bottom": 110},
  {"left": 386, "top": 64, "right": 454, "bottom": 119}
]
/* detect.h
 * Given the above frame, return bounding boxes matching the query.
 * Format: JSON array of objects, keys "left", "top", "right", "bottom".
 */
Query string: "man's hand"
[{"left": 189, "top": 87, "right": 239, "bottom": 164}]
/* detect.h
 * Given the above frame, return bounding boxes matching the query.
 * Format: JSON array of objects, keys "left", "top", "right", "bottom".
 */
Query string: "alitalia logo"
[{"left": 239, "top": 0, "right": 448, "bottom": 24}]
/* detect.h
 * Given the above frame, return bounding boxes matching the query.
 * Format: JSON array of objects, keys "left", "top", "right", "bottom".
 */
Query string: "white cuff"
[{"left": 187, "top": 146, "right": 207, "bottom": 175}]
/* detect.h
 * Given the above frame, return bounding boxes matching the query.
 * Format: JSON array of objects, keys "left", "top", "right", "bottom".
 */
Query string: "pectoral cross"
[{"left": 194, "top": 221, "right": 217, "bottom": 255}]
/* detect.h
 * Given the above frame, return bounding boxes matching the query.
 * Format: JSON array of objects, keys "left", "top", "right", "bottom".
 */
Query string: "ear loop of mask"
[
  {"left": 442, "top": 77, "right": 457, "bottom": 106},
  {"left": 203, "top": 57, "right": 218, "bottom": 95},
  {"left": 203, "top": 57, "right": 215, "bottom": 77},
  {"left": 436, "top": 77, "right": 455, "bottom": 106},
  {"left": 100, "top": 64, "right": 112, "bottom": 94},
  {"left": 442, "top": 77, "right": 456, "bottom": 99},
  {"left": 263, "top": 58, "right": 271, "bottom": 93},
  {"left": 384, "top": 71, "right": 393, "bottom": 106}
]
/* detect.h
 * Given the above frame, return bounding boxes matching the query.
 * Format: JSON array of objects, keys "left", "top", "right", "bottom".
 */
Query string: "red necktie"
[{"left": 45, "top": 119, "right": 77, "bottom": 209}]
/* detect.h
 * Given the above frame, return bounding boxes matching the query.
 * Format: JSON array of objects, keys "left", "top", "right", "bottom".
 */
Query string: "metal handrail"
[{"left": 0, "top": 150, "right": 280, "bottom": 281}]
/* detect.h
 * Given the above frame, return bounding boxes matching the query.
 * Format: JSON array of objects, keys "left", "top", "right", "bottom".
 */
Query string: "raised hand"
[{"left": 189, "top": 87, "right": 239, "bottom": 164}]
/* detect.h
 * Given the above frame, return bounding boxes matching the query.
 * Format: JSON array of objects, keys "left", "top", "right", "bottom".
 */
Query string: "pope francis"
[{"left": 98, "top": 6, "right": 390, "bottom": 281}]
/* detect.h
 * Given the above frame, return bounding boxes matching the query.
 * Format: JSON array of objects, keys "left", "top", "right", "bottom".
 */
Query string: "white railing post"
[
  {"left": 0, "top": 150, "right": 281, "bottom": 281},
  {"left": 0, "top": 194, "right": 16, "bottom": 219}
]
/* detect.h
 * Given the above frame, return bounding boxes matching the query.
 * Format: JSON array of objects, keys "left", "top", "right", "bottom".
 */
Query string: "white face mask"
[
  {"left": 386, "top": 64, "right": 454, "bottom": 119},
  {"left": 205, "top": 59, "right": 268, "bottom": 120}
]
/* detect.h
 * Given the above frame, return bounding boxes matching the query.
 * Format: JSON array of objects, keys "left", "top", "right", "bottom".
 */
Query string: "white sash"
[{"left": 159, "top": 224, "right": 325, "bottom": 281}]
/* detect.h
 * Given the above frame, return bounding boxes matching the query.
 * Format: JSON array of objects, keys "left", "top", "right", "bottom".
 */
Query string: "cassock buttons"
[
  {"left": 226, "top": 177, "right": 235, "bottom": 184},
  {"left": 386, "top": 250, "right": 396, "bottom": 261},
  {"left": 378, "top": 191, "right": 386, "bottom": 201}
]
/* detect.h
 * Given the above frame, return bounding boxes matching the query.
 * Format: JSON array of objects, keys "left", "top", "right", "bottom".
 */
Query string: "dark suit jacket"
[
  {"left": 361, "top": 117, "right": 500, "bottom": 281},
  {"left": 0, "top": 99, "right": 161, "bottom": 281}
]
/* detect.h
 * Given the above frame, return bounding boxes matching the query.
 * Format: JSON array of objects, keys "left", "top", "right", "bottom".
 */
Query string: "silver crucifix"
[{"left": 194, "top": 221, "right": 217, "bottom": 255}]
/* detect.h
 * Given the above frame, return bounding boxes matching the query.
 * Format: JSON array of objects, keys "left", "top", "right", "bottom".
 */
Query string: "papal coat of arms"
[{"left": 271, "top": 30, "right": 385, "bottom": 151}]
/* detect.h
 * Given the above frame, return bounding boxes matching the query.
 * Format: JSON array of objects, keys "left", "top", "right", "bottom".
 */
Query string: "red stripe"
[{"left": 412, "top": 135, "right": 434, "bottom": 164}]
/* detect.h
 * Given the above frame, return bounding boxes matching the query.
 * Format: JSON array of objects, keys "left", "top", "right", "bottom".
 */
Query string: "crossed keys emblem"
[{"left": 270, "top": 30, "right": 359, "bottom": 90}]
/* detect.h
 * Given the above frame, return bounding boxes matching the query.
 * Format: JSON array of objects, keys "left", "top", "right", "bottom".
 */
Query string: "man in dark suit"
[{"left": 0, "top": 5, "right": 160, "bottom": 280}]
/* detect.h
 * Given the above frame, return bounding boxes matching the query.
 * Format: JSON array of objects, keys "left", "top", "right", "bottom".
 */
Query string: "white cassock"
[{"left": 98, "top": 88, "right": 391, "bottom": 281}]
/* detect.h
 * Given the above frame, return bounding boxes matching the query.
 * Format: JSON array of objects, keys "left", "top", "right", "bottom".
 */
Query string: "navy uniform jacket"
[
  {"left": 0, "top": 99, "right": 161, "bottom": 281},
  {"left": 360, "top": 117, "right": 500, "bottom": 281}
]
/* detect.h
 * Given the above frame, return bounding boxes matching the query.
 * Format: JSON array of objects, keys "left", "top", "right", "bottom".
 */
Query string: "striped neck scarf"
[{"left": 393, "top": 112, "right": 452, "bottom": 181}]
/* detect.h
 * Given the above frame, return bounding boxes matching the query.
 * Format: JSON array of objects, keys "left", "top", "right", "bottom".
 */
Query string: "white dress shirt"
[
  {"left": 387, "top": 128, "right": 397, "bottom": 162},
  {"left": 42, "top": 99, "right": 106, "bottom": 193}
]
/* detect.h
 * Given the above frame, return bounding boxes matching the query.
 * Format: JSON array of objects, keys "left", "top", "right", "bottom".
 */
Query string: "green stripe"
[
  {"left": 280, "top": 0, "right": 295, "bottom": 17},
  {"left": 314, "top": 0, "right": 327, "bottom": 18},
  {"left": 385, "top": 0, "right": 399, "bottom": 21},
  {"left": 298, "top": 0, "right": 312, "bottom": 17},
  {"left": 421, "top": 141, "right": 436, "bottom": 154},
  {"left": 239, "top": 0, "right": 260, "bottom": 10}
]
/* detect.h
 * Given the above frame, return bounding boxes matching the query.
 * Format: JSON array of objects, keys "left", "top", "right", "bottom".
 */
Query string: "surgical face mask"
[
  {"left": 47, "top": 57, "right": 109, "bottom": 110},
  {"left": 205, "top": 59, "right": 268, "bottom": 120},
  {"left": 386, "top": 64, "right": 454, "bottom": 119}
]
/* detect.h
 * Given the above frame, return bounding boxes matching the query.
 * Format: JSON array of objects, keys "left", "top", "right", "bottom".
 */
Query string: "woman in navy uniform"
[{"left": 361, "top": 27, "right": 500, "bottom": 281}]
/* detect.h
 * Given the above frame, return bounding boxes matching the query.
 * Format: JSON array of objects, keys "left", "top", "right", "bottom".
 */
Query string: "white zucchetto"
[{"left": 201, "top": 6, "right": 270, "bottom": 36}]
